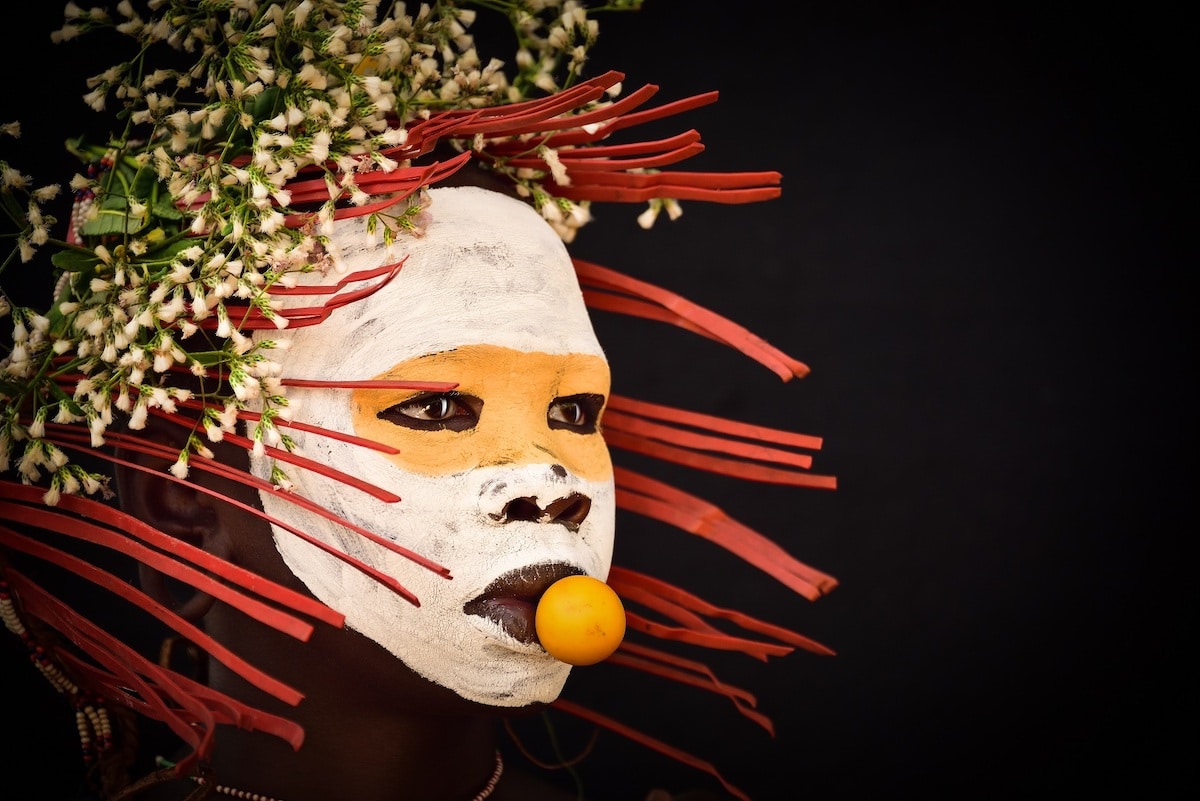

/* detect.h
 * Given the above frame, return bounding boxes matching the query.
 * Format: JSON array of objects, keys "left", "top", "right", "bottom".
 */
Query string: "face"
[{"left": 249, "top": 187, "right": 615, "bottom": 707}]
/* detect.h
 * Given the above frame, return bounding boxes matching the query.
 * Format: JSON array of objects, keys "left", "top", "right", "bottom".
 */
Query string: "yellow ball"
[{"left": 535, "top": 575, "right": 626, "bottom": 666}]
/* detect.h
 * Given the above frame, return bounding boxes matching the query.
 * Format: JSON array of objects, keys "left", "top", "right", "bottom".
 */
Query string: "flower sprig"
[{"left": 1, "top": 0, "right": 644, "bottom": 504}]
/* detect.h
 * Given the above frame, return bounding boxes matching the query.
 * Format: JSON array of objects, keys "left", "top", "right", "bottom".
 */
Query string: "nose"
[
  {"left": 491, "top": 492, "right": 592, "bottom": 532},
  {"left": 477, "top": 465, "right": 595, "bottom": 532}
]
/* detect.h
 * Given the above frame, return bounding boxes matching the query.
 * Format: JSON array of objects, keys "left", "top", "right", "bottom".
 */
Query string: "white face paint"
[{"left": 249, "top": 187, "right": 615, "bottom": 706}]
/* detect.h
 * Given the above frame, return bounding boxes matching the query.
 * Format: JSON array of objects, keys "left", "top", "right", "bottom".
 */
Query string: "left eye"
[{"left": 548, "top": 394, "right": 604, "bottom": 433}]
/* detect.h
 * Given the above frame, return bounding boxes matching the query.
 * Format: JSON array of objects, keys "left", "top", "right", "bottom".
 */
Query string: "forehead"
[
  {"left": 284, "top": 186, "right": 605, "bottom": 381},
  {"left": 366, "top": 346, "right": 611, "bottom": 391}
]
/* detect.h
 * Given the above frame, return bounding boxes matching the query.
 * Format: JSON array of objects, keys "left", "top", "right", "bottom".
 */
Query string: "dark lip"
[{"left": 463, "top": 561, "right": 585, "bottom": 645}]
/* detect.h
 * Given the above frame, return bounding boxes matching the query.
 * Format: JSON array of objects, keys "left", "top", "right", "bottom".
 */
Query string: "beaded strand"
[
  {"left": 194, "top": 777, "right": 285, "bottom": 801},
  {"left": 1, "top": 577, "right": 113, "bottom": 765},
  {"left": 188, "top": 749, "right": 504, "bottom": 801}
]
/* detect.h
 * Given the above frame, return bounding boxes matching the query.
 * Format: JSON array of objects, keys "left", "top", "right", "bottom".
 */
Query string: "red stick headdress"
[{"left": 1, "top": 4, "right": 835, "bottom": 799}]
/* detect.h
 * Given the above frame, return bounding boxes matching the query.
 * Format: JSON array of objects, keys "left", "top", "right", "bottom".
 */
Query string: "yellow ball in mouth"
[{"left": 535, "top": 575, "right": 626, "bottom": 666}]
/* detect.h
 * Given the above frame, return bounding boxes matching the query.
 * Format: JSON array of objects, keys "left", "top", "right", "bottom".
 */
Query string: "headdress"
[{"left": 0, "top": 3, "right": 837, "bottom": 799}]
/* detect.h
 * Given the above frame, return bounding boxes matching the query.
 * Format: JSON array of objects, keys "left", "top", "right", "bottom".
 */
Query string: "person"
[{"left": 1, "top": 3, "right": 837, "bottom": 800}]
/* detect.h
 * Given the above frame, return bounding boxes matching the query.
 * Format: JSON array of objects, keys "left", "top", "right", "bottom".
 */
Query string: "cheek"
[
  {"left": 547, "top": 429, "right": 612, "bottom": 479},
  {"left": 358, "top": 423, "right": 483, "bottom": 476}
]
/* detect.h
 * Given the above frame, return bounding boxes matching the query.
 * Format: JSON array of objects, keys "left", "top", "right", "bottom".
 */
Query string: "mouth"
[{"left": 463, "top": 561, "right": 585, "bottom": 645}]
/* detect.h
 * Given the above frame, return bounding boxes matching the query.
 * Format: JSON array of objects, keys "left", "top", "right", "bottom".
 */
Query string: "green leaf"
[
  {"left": 152, "top": 191, "right": 183, "bottom": 222},
  {"left": 142, "top": 236, "right": 198, "bottom": 263},
  {"left": 50, "top": 248, "right": 101, "bottom": 273},
  {"left": 129, "top": 168, "right": 162, "bottom": 202},
  {"left": 79, "top": 206, "right": 148, "bottom": 236}
]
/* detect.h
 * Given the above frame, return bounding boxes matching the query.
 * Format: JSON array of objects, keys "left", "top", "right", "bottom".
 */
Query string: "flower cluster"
[{"left": 1, "top": 0, "right": 643, "bottom": 505}]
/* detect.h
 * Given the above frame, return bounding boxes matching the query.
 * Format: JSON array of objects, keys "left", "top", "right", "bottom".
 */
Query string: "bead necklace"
[
  {"left": 190, "top": 749, "right": 505, "bottom": 801},
  {"left": 1, "top": 578, "right": 113, "bottom": 765}
]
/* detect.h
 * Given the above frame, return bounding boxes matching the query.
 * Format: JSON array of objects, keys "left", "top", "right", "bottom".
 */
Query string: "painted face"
[{"left": 249, "top": 187, "right": 615, "bottom": 706}]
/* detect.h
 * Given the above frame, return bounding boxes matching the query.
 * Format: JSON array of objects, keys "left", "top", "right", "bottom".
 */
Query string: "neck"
[{"left": 197, "top": 606, "right": 508, "bottom": 801}]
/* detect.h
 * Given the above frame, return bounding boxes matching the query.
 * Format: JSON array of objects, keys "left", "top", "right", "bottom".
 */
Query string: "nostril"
[
  {"left": 494, "top": 497, "right": 542, "bottom": 524},
  {"left": 542, "top": 493, "right": 591, "bottom": 531},
  {"left": 490, "top": 493, "right": 592, "bottom": 531}
]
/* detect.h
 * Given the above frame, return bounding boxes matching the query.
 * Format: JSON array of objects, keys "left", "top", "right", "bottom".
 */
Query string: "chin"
[{"left": 422, "top": 637, "right": 574, "bottom": 708}]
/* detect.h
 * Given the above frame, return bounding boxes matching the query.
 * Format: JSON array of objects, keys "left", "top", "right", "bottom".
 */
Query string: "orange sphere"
[{"left": 535, "top": 575, "right": 626, "bottom": 666}]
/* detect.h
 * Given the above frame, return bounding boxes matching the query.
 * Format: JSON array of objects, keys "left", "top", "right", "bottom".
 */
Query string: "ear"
[{"left": 112, "top": 417, "right": 232, "bottom": 621}]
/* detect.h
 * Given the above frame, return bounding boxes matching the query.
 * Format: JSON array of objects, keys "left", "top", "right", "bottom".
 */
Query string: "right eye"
[{"left": 377, "top": 392, "right": 482, "bottom": 431}]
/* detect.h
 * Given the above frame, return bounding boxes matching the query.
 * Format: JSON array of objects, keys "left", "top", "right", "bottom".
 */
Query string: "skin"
[{"left": 249, "top": 187, "right": 616, "bottom": 706}]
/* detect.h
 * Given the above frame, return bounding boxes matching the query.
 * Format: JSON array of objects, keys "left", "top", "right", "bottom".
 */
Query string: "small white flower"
[
  {"left": 292, "top": 0, "right": 314, "bottom": 28},
  {"left": 128, "top": 401, "right": 149, "bottom": 430},
  {"left": 28, "top": 410, "right": 46, "bottom": 439},
  {"left": 169, "top": 454, "right": 189, "bottom": 479},
  {"left": 297, "top": 62, "right": 327, "bottom": 90},
  {"left": 637, "top": 204, "right": 659, "bottom": 230},
  {"left": 89, "top": 416, "right": 106, "bottom": 447},
  {"left": 204, "top": 421, "right": 225, "bottom": 442}
]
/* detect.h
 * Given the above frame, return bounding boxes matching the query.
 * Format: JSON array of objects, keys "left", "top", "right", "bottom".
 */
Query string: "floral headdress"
[{"left": 1, "top": 2, "right": 837, "bottom": 799}]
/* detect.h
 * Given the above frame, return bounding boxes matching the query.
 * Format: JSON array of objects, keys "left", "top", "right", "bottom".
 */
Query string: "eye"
[
  {"left": 548, "top": 393, "right": 604, "bottom": 434},
  {"left": 377, "top": 392, "right": 482, "bottom": 431}
]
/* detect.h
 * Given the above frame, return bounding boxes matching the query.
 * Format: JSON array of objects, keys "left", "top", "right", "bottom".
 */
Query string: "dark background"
[{"left": 3, "top": 3, "right": 1190, "bottom": 800}]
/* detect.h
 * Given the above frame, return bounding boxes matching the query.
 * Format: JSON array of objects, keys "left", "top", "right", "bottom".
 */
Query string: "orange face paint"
[{"left": 351, "top": 345, "right": 612, "bottom": 483}]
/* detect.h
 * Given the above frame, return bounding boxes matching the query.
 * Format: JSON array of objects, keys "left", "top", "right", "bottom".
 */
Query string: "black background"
[{"left": 2, "top": 3, "right": 1191, "bottom": 800}]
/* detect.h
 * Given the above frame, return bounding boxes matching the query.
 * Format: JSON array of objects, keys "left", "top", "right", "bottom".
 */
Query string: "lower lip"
[{"left": 467, "top": 597, "right": 538, "bottom": 643}]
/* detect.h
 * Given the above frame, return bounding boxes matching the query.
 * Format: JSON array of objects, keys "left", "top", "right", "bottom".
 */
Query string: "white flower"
[
  {"left": 88, "top": 416, "right": 106, "bottom": 447},
  {"left": 297, "top": 62, "right": 328, "bottom": 90},
  {"left": 83, "top": 87, "right": 107, "bottom": 112},
  {"left": 1, "top": 164, "right": 28, "bottom": 189},
  {"left": 128, "top": 401, "right": 149, "bottom": 430},
  {"left": 204, "top": 421, "right": 225, "bottom": 442},
  {"left": 538, "top": 145, "right": 569, "bottom": 186},
  {"left": 47, "top": 445, "right": 68, "bottom": 471},
  {"left": 310, "top": 130, "right": 331, "bottom": 163},
  {"left": 292, "top": 0, "right": 314, "bottom": 28},
  {"left": 231, "top": 373, "right": 260, "bottom": 401},
  {"left": 169, "top": 454, "right": 189, "bottom": 479},
  {"left": 219, "top": 403, "right": 239, "bottom": 431},
  {"left": 637, "top": 203, "right": 660, "bottom": 230},
  {"left": 28, "top": 411, "right": 46, "bottom": 439}
]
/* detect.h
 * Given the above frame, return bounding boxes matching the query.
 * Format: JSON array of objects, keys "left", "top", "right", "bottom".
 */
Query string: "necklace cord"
[{"left": 188, "top": 749, "right": 505, "bottom": 801}]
